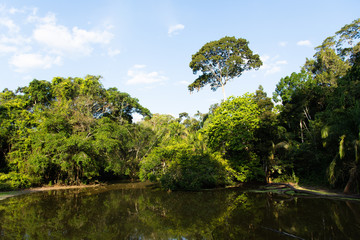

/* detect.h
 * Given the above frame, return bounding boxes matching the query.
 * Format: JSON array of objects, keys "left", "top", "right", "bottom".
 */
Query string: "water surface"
[{"left": 0, "top": 183, "right": 359, "bottom": 239}]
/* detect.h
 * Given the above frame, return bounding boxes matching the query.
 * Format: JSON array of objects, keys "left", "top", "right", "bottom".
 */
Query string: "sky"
[{"left": 0, "top": 0, "right": 359, "bottom": 120}]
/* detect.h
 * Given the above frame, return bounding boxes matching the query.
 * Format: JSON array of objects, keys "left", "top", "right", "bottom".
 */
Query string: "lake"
[{"left": 0, "top": 183, "right": 359, "bottom": 239}]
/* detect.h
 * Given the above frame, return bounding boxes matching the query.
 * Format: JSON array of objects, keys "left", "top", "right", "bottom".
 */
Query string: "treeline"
[
  {"left": 1, "top": 18, "right": 359, "bottom": 193},
  {"left": 0, "top": 75, "right": 152, "bottom": 189},
  {"left": 271, "top": 18, "right": 360, "bottom": 194}
]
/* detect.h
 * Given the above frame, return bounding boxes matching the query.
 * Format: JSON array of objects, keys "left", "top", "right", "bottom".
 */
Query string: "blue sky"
[{"left": 0, "top": 0, "right": 359, "bottom": 119}]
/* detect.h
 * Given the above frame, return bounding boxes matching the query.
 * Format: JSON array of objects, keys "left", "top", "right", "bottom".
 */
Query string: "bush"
[
  {"left": 272, "top": 171, "right": 299, "bottom": 184},
  {"left": 140, "top": 142, "right": 238, "bottom": 190},
  {"left": 0, "top": 172, "right": 38, "bottom": 191}
]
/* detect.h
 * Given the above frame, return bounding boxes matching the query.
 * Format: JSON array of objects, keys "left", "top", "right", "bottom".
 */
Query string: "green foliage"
[
  {"left": 189, "top": 36, "right": 262, "bottom": 99},
  {"left": 252, "top": 86, "right": 280, "bottom": 182},
  {"left": 1, "top": 18, "right": 360, "bottom": 193},
  {"left": 203, "top": 93, "right": 268, "bottom": 182},
  {"left": 326, "top": 18, "right": 360, "bottom": 62},
  {"left": 270, "top": 18, "right": 360, "bottom": 193},
  {"left": 304, "top": 48, "right": 350, "bottom": 87},
  {"left": 17, "top": 79, "right": 53, "bottom": 107},
  {"left": 205, "top": 94, "right": 260, "bottom": 152},
  {"left": 319, "top": 55, "right": 360, "bottom": 192},
  {"left": 140, "top": 142, "right": 238, "bottom": 190},
  {"left": 106, "top": 87, "right": 151, "bottom": 123},
  {"left": 138, "top": 111, "right": 244, "bottom": 190},
  {"left": 273, "top": 71, "right": 313, "bottom": 104},
  {"left": 0, "top": 184, "right": 358, "bottom": 239},
  {"left": 271, "top": 171, "right": 299, "bottom": 184},
  {"left": 0, "top": 76, "right": 151, "bottom": 187},
  {"left": 0, "top": 172, "right": 38, "bottom": 190}
]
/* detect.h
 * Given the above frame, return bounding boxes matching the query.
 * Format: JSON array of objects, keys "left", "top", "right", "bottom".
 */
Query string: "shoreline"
[
  {"left": 0, "top": 180, "right": 157, "bottom": 201},
  {"left": 258, "top": 182, "right": 360, "bottom": 200},
  {"left": 0, "top": 183, "right": 104, "bottom": 201},
  {"left": 1, "top": 181, "right": 360, "bottom": 201}
]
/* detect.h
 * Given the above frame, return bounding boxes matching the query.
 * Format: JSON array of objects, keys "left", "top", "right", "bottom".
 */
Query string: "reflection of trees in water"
[{"left": 0, "top": 187, "right": 359, "bottom": 239}]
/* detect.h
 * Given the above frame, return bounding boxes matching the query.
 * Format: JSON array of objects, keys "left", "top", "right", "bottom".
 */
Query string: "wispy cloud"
[
  {"left": 9, "top": 7, "right": 24, "bottom": 14},
  {"left": 0, "top": 17, "right": 20, "bottom": 33},
  {"left": 126, "top": 65, "right": 168, "bottom": 85},
  {"left": 297, "top": 40, "right": 311, "bottom": 46},
  {"left": 107, "top": 48, "right": 120, "bottom": 57},
  {"left": 168, "top": 24, "right": 184, "bottom": 36},
  {"left": 0, "top": 6, "right": 116, "bottom": 72},
  {"left": 176, "top": 80, "right": 190, "bottom": 86},
  {"left": 0, "top": 43, "right": 17, "bottom": 53},
  {"left": 260, "top": 55, "right": 288, "bottom": 76},
  {"left": 278, "top": 41, "right": 287, "bottom": 47},
  {"left": 133, "top": 64, "right": 146, "bottom": 69},
  {"left": 31, "top": 13, "right": 113, "bottom": 56},
  {"left": 9, "top": 53, "right": 62, "bottom": 72}
]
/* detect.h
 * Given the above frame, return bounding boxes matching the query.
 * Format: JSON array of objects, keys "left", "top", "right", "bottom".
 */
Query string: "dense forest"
[{"left": 1, "top": 18, "right": 359, "bottom": 194}]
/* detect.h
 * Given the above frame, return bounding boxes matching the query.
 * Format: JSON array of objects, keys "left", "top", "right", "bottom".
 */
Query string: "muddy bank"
[{"left": 0, "top": 181, "right": 156, "bottom": 201}]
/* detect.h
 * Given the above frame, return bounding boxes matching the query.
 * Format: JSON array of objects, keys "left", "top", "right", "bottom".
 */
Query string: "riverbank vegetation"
[{"left": 1, "top": 18, "right": 359, "bottom": 194}]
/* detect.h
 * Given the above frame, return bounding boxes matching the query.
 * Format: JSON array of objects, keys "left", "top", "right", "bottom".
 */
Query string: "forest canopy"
[{"left": 1, "top": 18, "right": 360, "bottom": 194}]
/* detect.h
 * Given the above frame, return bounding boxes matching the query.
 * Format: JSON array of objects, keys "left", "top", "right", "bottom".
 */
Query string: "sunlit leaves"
[
  {"left": 188, "top": 36, "right": 262, "bottom": 99},
  {"left": 0, "top": 75, "right": 152, "bottom": 187},
  {"left": 205, "top": 94, "right": 261, "bottom": 152}
]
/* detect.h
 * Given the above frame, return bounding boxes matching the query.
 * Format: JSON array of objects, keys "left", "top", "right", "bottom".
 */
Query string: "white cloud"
[
  {"left": 0, "top": 35, "right": 31, "bottom": 55},
  {"left": 33, "top": 22, "right": 113, "bottom": 56},
  {"left": 261, "top": 55, "right": 270, "bottom": 62},
  {"left": 275, "top": 60, "right": 288, "bottom": 65},
  {"left": 260, "top": 55, "right": 288, "bottom": 76},
  {"left": 27, "top": 11, "right": 56, "bottom": 25},
  {"left": 0, "top": 18, "right": 20, "bottom": 33},
  {"left": 9, "top": 7, "right": 24, "bottom": 14},
  {"left": 168, "top": 24, "right": 185, "bottom": 36},
  {"left": 0, "top": 43, "right": 17, "bottom": 53},
  {"left": 297, "top": 40, "right": 311, "bottom": 46},
  {"left": 278, "top": 41, "right": 287, "bottom": 47},
  {"left": 9, "top": 53, "right": 62, "bottom": 72},
  {"left": 133, "top": 64, "right": 146, "bottom": 69},
  {"left": 176, "top": 80, "right": 190, "bottom": 86},
  {"left": 0, "top": 6, "right": 116, "bottom": 72},
  {"left": 107, "top": 48, "right": 120, "bottom": 57},
  {"left": 127, "top": 65, "right": 167, "bottom": 85},
  {"left": 266, "top": 66, "right": 281, "bottom": 75},
  {"left": 0, "top": 35, "right": 30, "bottom": 45}
]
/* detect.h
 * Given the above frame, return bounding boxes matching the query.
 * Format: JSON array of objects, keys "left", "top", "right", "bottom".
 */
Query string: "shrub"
[
  {"left": 140, "top": 142, "right": 238, "bottom": 190},
  {"left": 0, "top": 172, "right": 39, "bottom": 191}
]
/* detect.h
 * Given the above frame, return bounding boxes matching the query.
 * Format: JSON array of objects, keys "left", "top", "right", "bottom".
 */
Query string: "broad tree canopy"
[{"left": 188, "top": 36, "right": 262, "bottom": 100}]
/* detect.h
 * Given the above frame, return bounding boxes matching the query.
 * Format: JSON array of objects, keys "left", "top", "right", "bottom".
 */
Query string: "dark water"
[{"left": 0, "top": 183, "right": 359, "bottom": 240}]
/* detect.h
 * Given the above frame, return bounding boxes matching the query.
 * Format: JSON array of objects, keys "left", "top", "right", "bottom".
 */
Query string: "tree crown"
[{"left": 188, "top": 36, "right": 262, "bottom": 98}]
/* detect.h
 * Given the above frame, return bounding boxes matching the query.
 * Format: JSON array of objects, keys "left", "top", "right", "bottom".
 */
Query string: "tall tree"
[
  {"left": 188, "top": 36, "right": 262, "bottom": 100},
  {"left": 204, "top": 94, "right": 264, "bottom": 181},
  {"left": 0, "top": 76, "right": 153, "bottom": 188}
]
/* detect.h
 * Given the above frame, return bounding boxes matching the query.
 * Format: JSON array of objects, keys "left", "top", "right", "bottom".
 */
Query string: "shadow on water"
[{"left": 0, "top": 183, "right": 359, "bottom": 239}]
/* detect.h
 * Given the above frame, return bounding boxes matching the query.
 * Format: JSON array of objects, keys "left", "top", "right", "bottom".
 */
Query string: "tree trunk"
[
  {"left": 265, "top": 167, "right": 271, "bottom": 183},
  {"left": 344, "top": 165, "right": 357, "bottom": 194},
  {"left": 300, "top": 120, "right": 304, "bottom": 143}
]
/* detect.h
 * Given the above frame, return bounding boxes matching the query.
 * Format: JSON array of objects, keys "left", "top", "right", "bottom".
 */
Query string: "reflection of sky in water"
[{"left": 0, "top": 184, "right": 359, "bottom": 239}]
